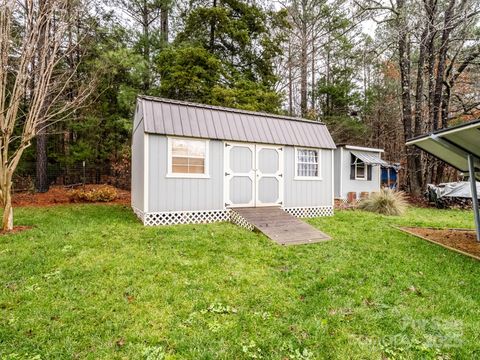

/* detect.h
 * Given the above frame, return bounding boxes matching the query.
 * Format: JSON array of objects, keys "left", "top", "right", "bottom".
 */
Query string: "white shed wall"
[
  {"left": 136, "top": 134, "right": 335, "bottom": 217},
  {"left": 148, "top": 136, "right": 225, "bottom": 212},
  {"left": 283, "top": 147, "right": 334, "bottom": 207},
  {"left": 131, "top": 103, "right": 145, "bottom": 212}
]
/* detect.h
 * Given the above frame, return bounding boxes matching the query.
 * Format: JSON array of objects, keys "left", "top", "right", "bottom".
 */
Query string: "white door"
[
  {"left": 224, "top": 143, "right": 256, "bottom": 207},
  {"left": 255, "top": 145, "right": 284, "bottom": 206},
  {"left": 225, "top": 142, "right": 283, "bottom": 207}
]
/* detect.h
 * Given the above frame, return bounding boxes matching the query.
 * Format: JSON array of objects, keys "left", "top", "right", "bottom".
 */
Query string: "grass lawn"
[{"left": 1, "top": 205, "right": 480, "bottom": 359}]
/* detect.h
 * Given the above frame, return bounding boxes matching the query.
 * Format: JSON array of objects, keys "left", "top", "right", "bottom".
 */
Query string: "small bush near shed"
[
  {"left": 359, "top": 188, "right": 407, "bottom": 216},
  {"left": 69, "top": 185, "right": 118, "bottom": 203}
]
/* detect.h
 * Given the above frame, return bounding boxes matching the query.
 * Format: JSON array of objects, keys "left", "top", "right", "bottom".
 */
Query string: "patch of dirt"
[
  {"left": 12, "top": 185, "right": 130, "bottom": 207},
  {"left": 405, "top": 195, "right": 431, "bottom": 208},
  {"left": 401, "top": 227, "right": 480, "bottom": 259},
  {"left": 0, "top": 225, "right": 33, "bottom": 236}
]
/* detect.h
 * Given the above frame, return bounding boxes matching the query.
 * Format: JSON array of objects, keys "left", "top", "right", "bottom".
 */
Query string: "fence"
[{"left": 12, "top": 161, "right": 131, "bottom": 192}]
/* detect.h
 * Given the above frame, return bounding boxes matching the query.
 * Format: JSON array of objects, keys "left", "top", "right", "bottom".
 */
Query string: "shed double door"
[{"left": 224, "top": 142, "right": 284, "bottom": 207}]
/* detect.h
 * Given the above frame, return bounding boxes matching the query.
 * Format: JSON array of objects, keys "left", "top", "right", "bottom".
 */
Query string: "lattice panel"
[
  {"left": 143, "top": 209, "right": 230, "bottom": 226},
  {"left": 284, "top": 206, "right": 334, "bottom": 218},
  {"left": 230, "top": 210, "right": 255, "bottom": 231}
]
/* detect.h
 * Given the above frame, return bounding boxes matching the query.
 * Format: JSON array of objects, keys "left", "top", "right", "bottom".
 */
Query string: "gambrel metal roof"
[{"left": 138, "top": 96, "right": 336, "bottom": 149}]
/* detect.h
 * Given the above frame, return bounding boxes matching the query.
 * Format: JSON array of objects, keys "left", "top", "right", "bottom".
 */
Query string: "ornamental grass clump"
[
  {"left": 69, "top": 185, "right": 118, "bottom": 203},
  {"left": 358, "top": 188, "right": 408, "bottom": 216}
]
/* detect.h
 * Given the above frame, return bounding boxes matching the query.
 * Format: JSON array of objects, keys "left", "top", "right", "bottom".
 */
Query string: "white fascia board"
[{"left": 343, "top": 145, "right": 384, "bottom": 153}]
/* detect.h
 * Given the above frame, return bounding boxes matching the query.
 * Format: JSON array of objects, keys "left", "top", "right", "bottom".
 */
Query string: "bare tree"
[
  {"left": 359, "top": 0, "right": 480, "bottom": 192},
  {"left": 0, "top": 0, "right": 93, "bottom": 231}
]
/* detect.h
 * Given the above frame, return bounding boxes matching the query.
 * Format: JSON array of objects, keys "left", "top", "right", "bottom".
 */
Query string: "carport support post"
[{"left": 467, "top": 154, "right": 480, "bottom": 241}]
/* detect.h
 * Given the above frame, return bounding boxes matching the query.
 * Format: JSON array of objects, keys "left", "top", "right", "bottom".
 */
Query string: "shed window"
[
  {"left": 169, "top": 138, "right": 208, "bottom": 176},
  {"left": 296, "top": 148, "right": 320, "bottom": 178}
]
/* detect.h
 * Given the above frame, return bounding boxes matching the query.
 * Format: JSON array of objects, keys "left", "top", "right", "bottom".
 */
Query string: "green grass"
[{"left": 1, "top": 205, "right": 480, "bottom": 359}]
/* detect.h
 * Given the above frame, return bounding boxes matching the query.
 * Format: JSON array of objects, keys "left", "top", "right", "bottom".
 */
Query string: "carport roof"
[
  {"left": 406, "top": 119, "right": 480, "bottom": 181},
  {"left": 138, "top": 96, "right": 336, "bottom": 149}
]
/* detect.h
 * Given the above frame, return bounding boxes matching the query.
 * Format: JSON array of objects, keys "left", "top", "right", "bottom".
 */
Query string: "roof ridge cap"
[{"left": 138, "top": 95, "right": 326, "bottom": 125}]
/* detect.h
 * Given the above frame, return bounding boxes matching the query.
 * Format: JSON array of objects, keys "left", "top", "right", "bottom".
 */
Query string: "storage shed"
[
  {"left": 132, "top": 96, "right": 337, "bottom": 226},
  {"left": 334, "top": 145, "right": 388, "bottom": 202}
]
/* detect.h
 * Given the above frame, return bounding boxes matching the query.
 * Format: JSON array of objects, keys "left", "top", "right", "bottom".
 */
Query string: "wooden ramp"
[{"left": 231, "top": 207, "right": 331, "bottom": 245}]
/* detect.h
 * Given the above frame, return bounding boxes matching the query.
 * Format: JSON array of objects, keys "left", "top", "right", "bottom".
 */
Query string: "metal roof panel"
[{"left": 139, "top": 96, "right": 336, "bottom": 149}]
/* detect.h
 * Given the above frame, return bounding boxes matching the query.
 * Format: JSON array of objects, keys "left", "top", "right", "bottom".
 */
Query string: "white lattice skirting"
[
  {"left": 230, "top": 210, "right": 255, "bottom": 231},
  {"left": 141, "top": 209, "right": 230, "bottom": 226},
  {"left": 283, "top": 206, "right": 334, "bottom": 218},
  {"left": 133, "top": 206, "right": 333, "bottom": 226}
]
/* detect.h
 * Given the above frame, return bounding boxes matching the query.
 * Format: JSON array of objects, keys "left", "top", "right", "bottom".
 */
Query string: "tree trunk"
[
  {"left": 142, "top": 0, "right": 150, "bottom": 91},
  {"left": 424, "top": 0, "right": 437, "bottom": 185},
  {"left": 2, "top": 197, "right": 13, "bottom": 232},
  {"left": 397, "top": 0, "right": 420, "bottom": 195},
  {"left": 1, "top": 173, "right": 14, "bottom": 231},
  {"left": 299, "top": 1, "right": 308, "bottom": 118},
  {"left": 160, "top": 2, "right": 169, "bottom": 44},
  {"left": 311, "top": 42, "right": 315, "bottom": 111},
  {"left": 35, "top": 128, "right": 49, "bottom": 192},
  {"left": 35, "top": 0, "right": 49, "bottom": 193},
  {"left": 411, "top": 25, "right": 428, "bottom": 191},
  {"left": 325, "top": 41, "right": 331, "bottom": 116},
  {"left": 300, "top": 35, "right": 308, "bottom": 117},
  {"left": 432, "top": 0, "right": 455, "bottom": 130},
  {"left": 288, "top": 40, "right": 293, "bottom": 116},
  {"left": 209, "top": 0, "right": 217, "bottom": 52}
]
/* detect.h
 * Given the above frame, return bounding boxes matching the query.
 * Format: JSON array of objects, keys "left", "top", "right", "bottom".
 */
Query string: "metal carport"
[{"left": 406, "top": 119, "right": 480, "bottom": 241}]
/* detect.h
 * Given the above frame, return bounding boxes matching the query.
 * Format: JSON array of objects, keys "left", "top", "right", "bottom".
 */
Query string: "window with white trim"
[
  {"left": 355, "top": 158, "right": 366, "bottom": 179},
  {"left": 169, "top": 138, "right": 208, "bottom": 175},
  {"left": 351, "top": 154, "right": 371, "bottom": 181},
  {"left": 296, "top": 148, "right": 320, "bottom": 177}
]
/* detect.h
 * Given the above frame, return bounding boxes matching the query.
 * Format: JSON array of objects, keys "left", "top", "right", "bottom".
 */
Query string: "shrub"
[
  {"left": 358, "top": 188, "right": 407, "bottom": 216},
  {"left": 69, "top": 185, "right": 118, "bottom": 203}
]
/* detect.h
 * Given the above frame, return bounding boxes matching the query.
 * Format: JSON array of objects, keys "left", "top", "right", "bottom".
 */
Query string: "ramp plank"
[{"left": 231, "top": 207, "right": 331, "bottom": 245}]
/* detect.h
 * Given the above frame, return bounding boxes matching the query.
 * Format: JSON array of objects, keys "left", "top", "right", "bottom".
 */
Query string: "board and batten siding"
[
  {"left": 131, "top": 104, "right": 145, "bottom": 212},
  {"left": 333, "top": 147, "right": 342, "bottom": 198},
  {"left": 283, "top": 147, "right": 334, "bottom": 207},
  {"left": 147, "top": 135, "right": 224, "bottom": 212},
  {"left": 338, "top": 148, "right": 381, "bottom": 198}
]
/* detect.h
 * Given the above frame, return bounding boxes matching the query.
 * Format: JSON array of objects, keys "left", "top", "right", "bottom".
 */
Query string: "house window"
[
  {"left": 168, "top": 138, "right": 208, "bottom": 177},
  {"left": 296, "top": 148, "right": 320, "bottom": 178},
  {"left": 355, "top": 158, "right": 366, "bottom": 180},
  {"left": 351, "top": 154, "right": 372, "bottom": 181}
]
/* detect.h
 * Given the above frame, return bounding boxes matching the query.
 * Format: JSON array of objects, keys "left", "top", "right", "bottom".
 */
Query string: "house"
[
  {"left": 333, "top": 145, "right": 388, "bottom": 202},
  {"left": 131, "top": 96, "right": 336, "bottom": 226}
]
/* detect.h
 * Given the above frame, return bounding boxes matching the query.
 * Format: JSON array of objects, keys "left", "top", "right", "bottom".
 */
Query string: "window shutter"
[
  {"left": 350, "top": 154, "right": 355, "bottom": 180},
  {"left": 367, "top": 165, "right": 372, "bottom": 181}
]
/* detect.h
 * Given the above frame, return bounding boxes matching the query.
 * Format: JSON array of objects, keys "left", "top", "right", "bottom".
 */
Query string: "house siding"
[
  {"left": 131, "top": 104, "right": 144, "bottom": 212},
  {"left": 144, "top": 135, "right": 334, "bottom": 212},
  {"left": 337, "top": 148, "right": 381, "bottom": 199},
  {"left": 283, "top": 147, "right": 334, "bottom": 207},
  {"left": 333, "top": 148, "right": 342, "bottom": 198},
  {"left": 148, "top": 135, "right": 225, "bottom": 212}
]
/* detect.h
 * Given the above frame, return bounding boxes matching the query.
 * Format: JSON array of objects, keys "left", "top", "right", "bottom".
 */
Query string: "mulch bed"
[
  {"left": 399, "top": 226, "right": 480, "bottom": 260},
  {"left": 405, "top": 195, "right": 431, "bottom": 208},
  {"left": 12, "top": 185, "right": 130, "bottom": 207},
  {"left": 0, "top": 225, "right": 33, "bottom": 236}
]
